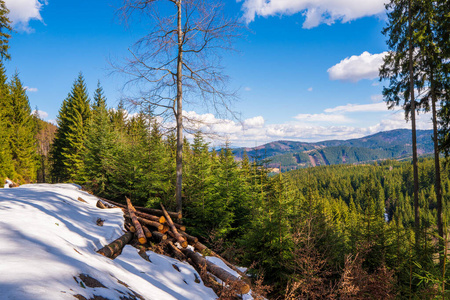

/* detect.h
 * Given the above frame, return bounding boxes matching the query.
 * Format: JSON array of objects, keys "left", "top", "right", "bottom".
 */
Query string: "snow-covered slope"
[{"left": 0, "top": 184, "right": 218, "bottom": 300}]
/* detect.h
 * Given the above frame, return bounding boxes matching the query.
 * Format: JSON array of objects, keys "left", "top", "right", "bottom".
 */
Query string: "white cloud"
[
  {"left": 294, "top": 113, "right": 351, "bottom": 123},
  {"left": 307, "top": 87, "right": 313, "bottom": 92},
  {"left": 324, "top": 102, "right": 387, "bottom": 113},
  {"left": 243, "top": 116, "right": 265, "bottom": 128},
  {"left": 5, "top": 0, "right": 47, "bottom": 32},
  {"left": 31, "top": 109, "right": 48, "bottom": 119},
  {"left": 370, "top": 94, "right": 383, "bottom": 102},
  {"left": 244, "top": 87, "right": 252, "bottom": 92},
  {"left": 240, "top": 0, "right": 386, "bottom": 28},
  {"left": 328, "top": 51, "right": 388, "bottom": 82},
  {"left": 24, "top": 86, "right": 38, "bottom": 92},
  {"left": 195, "top": 110, "right": 433, "bottom": 147}
]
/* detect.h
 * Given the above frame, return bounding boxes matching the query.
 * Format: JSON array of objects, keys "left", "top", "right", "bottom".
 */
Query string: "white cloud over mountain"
[
  {"left": 177, "top": 104, "right": 432, "bottom": 147},
  {"left": 240, "top": 0, "right": 386, "bottom": 28},
  {"left": 328, "top": 51, "right": 388, "bottom": 82},
  {"left": 5, "top": 0, "right": 47, "bottom": 32},
  {"left": 324, "top": 102, "right": 387, "bottom": 113},
  {"left": 294, "top": 113, "right": 351, "bottom": 123}
]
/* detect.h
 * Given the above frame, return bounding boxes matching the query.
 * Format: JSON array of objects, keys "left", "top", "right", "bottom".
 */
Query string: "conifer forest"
[{"left": 2, "top": 0, "right": 450, "bottom": 298}]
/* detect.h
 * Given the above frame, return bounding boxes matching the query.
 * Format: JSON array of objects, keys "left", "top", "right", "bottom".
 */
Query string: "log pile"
[{"left": 96, "top": 197, "right": 250, "bottom": 296}]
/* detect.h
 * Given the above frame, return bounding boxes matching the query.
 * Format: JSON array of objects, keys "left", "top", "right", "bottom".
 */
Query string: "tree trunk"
[
  {"left": 161, "top": 203, "right": 187, "bottom": 248},
  {"left": 135, "top": 206, "right": 179, "bottom": 221},
  {"left": 137, "top": 216, "right": 164, "bottom": 231},
  {"left": 180, "top": 231, "right": 198, "bottom": 244},
  {"left": 193, "top": 242, "right": 246, "bottom": 277},
  {"left": 175, "top": 0, "right": 183, "bottom": 215},
  {"left": 431, "top": 72, "right": 444, "bottom": 266},
  {"left": 142, "top": 225, "right": 152, "bottom": 238},
  {"left": 168, "top": 240, "right": 186, "bottom": 261},
  {"left": 408, "top": 0, "right": 420, "bottom": 249},
  {"left": 126, "top": 197, "right": 147, "bottom": 244},
  {"left": 151, "top": 231, "right": 167, "bottom": 242},
  {"left": 182, "top": 248, "right": 250, "bottom": 294},
  {"left": 97, "top": 231, "right": 134, "bottom": 259}
]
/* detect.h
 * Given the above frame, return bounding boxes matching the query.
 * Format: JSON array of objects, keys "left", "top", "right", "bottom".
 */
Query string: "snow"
[{"left": 0, "top": 183, "right": 218, "bottom": 300}]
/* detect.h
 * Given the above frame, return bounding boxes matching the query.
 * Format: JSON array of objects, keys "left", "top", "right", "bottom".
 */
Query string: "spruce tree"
[
  {"left": 0, "top": 62, "right": 13, "bottom": 178},
  {"left": 0, "top": 0, "right": 12, "bottom": 61},
  {"left": 50, "top": 74, "right": 91, "bottom": 182},
  {"left": 83, "top": 82, "right": 116, "bottom": 194},
  {"left": 147, "top": 120, "right": 171, "bottom": 206},
  {"left": 8, "top": 73, "right": 37, "bottom": 182}
]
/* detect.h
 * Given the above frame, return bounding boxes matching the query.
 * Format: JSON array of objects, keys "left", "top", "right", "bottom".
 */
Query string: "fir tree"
[
  {"left": 83, "top": 82, "right": 116, "bottom": 194},
  {"left": 0, "top": 62, "right": 13, "bottom": 178},
  {"left": 0, "top": 0, "right": 12, "bottom": 61},
  {"left": 50, "top": 73, "right": 91, "bottom": 182},
  {"left": 8, "top": 73, "right": 38, "bottom": 182}
]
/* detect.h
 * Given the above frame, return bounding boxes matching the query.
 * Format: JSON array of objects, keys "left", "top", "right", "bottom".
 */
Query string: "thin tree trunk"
[
  {"left": 430, "top": 72, "right": 444, "bottom": 266},
  {"left": 408, "top": 0, "right": 420, "bottom": 249},
  {"left": 175, "top": 0, "right": 183, "bottom": 214}
]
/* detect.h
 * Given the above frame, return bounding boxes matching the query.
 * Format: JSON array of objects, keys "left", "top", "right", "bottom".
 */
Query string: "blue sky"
[{"left": 4, "top": 0, "right": 433, "bottom": 147}]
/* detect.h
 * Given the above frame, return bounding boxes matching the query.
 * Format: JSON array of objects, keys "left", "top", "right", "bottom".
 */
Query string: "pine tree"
[
  {"left": 8, "top": 73, "right": 38, "bottom": 182},
  {"left": 50, "top": 74, "right": 91, "bottom": 182},
  {"left": 83, "top": 82, "right": 116, "bottom": 194},
  {"left": 0, "top": 0, "right": 12, "bottom": 61},
  {"left": 0, "top": 62, "right": 13, "bottom": 178},
  {"left": 147, "top": 120, "right": 171, "bottom": 206}
]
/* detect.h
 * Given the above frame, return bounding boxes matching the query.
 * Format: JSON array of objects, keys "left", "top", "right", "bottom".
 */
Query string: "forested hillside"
[
  {"left": 231, "top": 129, "right": 434, "bottom": 171},
  {"left": 2, "top": 0, "right": 450, "bottom": 298},
  {"left": 1, "top": 68, "right": 450, "bottom": 298}
]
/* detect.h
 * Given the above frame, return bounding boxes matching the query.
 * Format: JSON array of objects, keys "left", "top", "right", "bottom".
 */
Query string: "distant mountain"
[{"left": 232, "top": 129, "right": 434, "bottom": 172}]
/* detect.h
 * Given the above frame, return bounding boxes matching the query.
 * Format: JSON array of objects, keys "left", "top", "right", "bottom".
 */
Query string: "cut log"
[
  {"left": 142, "top": 225, "right": 152, "bottom": 238},
  {"left": 151, "top": 231, "right": 167, "bottom": 242},
  {"left": 96, "top": 200, "right": 107, "bottom": 209},
  {"left": 161, "top": 203, "right": 188, "bottom": 248},
  {"left": 194, "top": 242, "right": 246, "bottom": 278},
  {"left": 136, "top": 206, "right": 182, "bottom": 220},
  {"left": 172, "top": 222, "right": 186, "bottom": 232},
  {"left": 180, "top": 231, "right": 198, "bottom": 244},
  {"left": 136, "top": 211, "right": 166, "bottom": 224},
  {"left": 97, "top": 197, "right": 125, "bottom": 209},
  {"left": 182, "top": 248, "right": 250, "bottom": 294},
  {"left": 97, "top": 232, "right": 134, "bottom": 259},
  {"left": 167, "top": 240, "right": 186, "bottom": 261},
  {"left": 136, "top": 245, "right": 151, "bottom": 262},
  {"left": 126, "top": 197, "right": 147, "bottom": 245},
  {"left": 137, "top": 217, "right": 164, "bottom": 231},
  {"left": 160, "top": 225, "right": 170, "bottom": 234}
]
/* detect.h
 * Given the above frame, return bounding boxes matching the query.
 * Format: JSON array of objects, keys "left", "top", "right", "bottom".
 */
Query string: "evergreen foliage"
[
  {"left": 0, "top": 0, "right": 12, "bottom": 61},
  {"left": 0, "top": 62, "right": 13, "bottom": 179},
  {"left": 50, "top": 73, "right": 91, "bottom": 182},
  {"left": 8, "top": 73, "right": 38, "bottom": 182}
]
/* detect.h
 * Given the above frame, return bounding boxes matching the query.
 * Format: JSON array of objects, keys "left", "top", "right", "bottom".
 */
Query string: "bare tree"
[{"left": 116, "top": 0, "right": 242, "bottom": 213}]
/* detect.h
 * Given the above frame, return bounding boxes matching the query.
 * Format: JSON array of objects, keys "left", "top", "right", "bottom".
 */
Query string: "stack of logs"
[{"left": 95, "top": 197, "right": 250, "bottom": 295}]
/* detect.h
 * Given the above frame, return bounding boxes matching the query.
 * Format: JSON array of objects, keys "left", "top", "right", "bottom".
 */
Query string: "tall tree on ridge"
[
  {"left": 414, "top": 0, "right": 450, "bottom": 267},
  {"left": 50, "top": 73, "right": 91, "bottom": 182},
  {"left": 117, "top": 0, "right": 241, "bottom": 213},
  {"left": 380, "top": 0, "right": 421, "bottom": 248}
]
